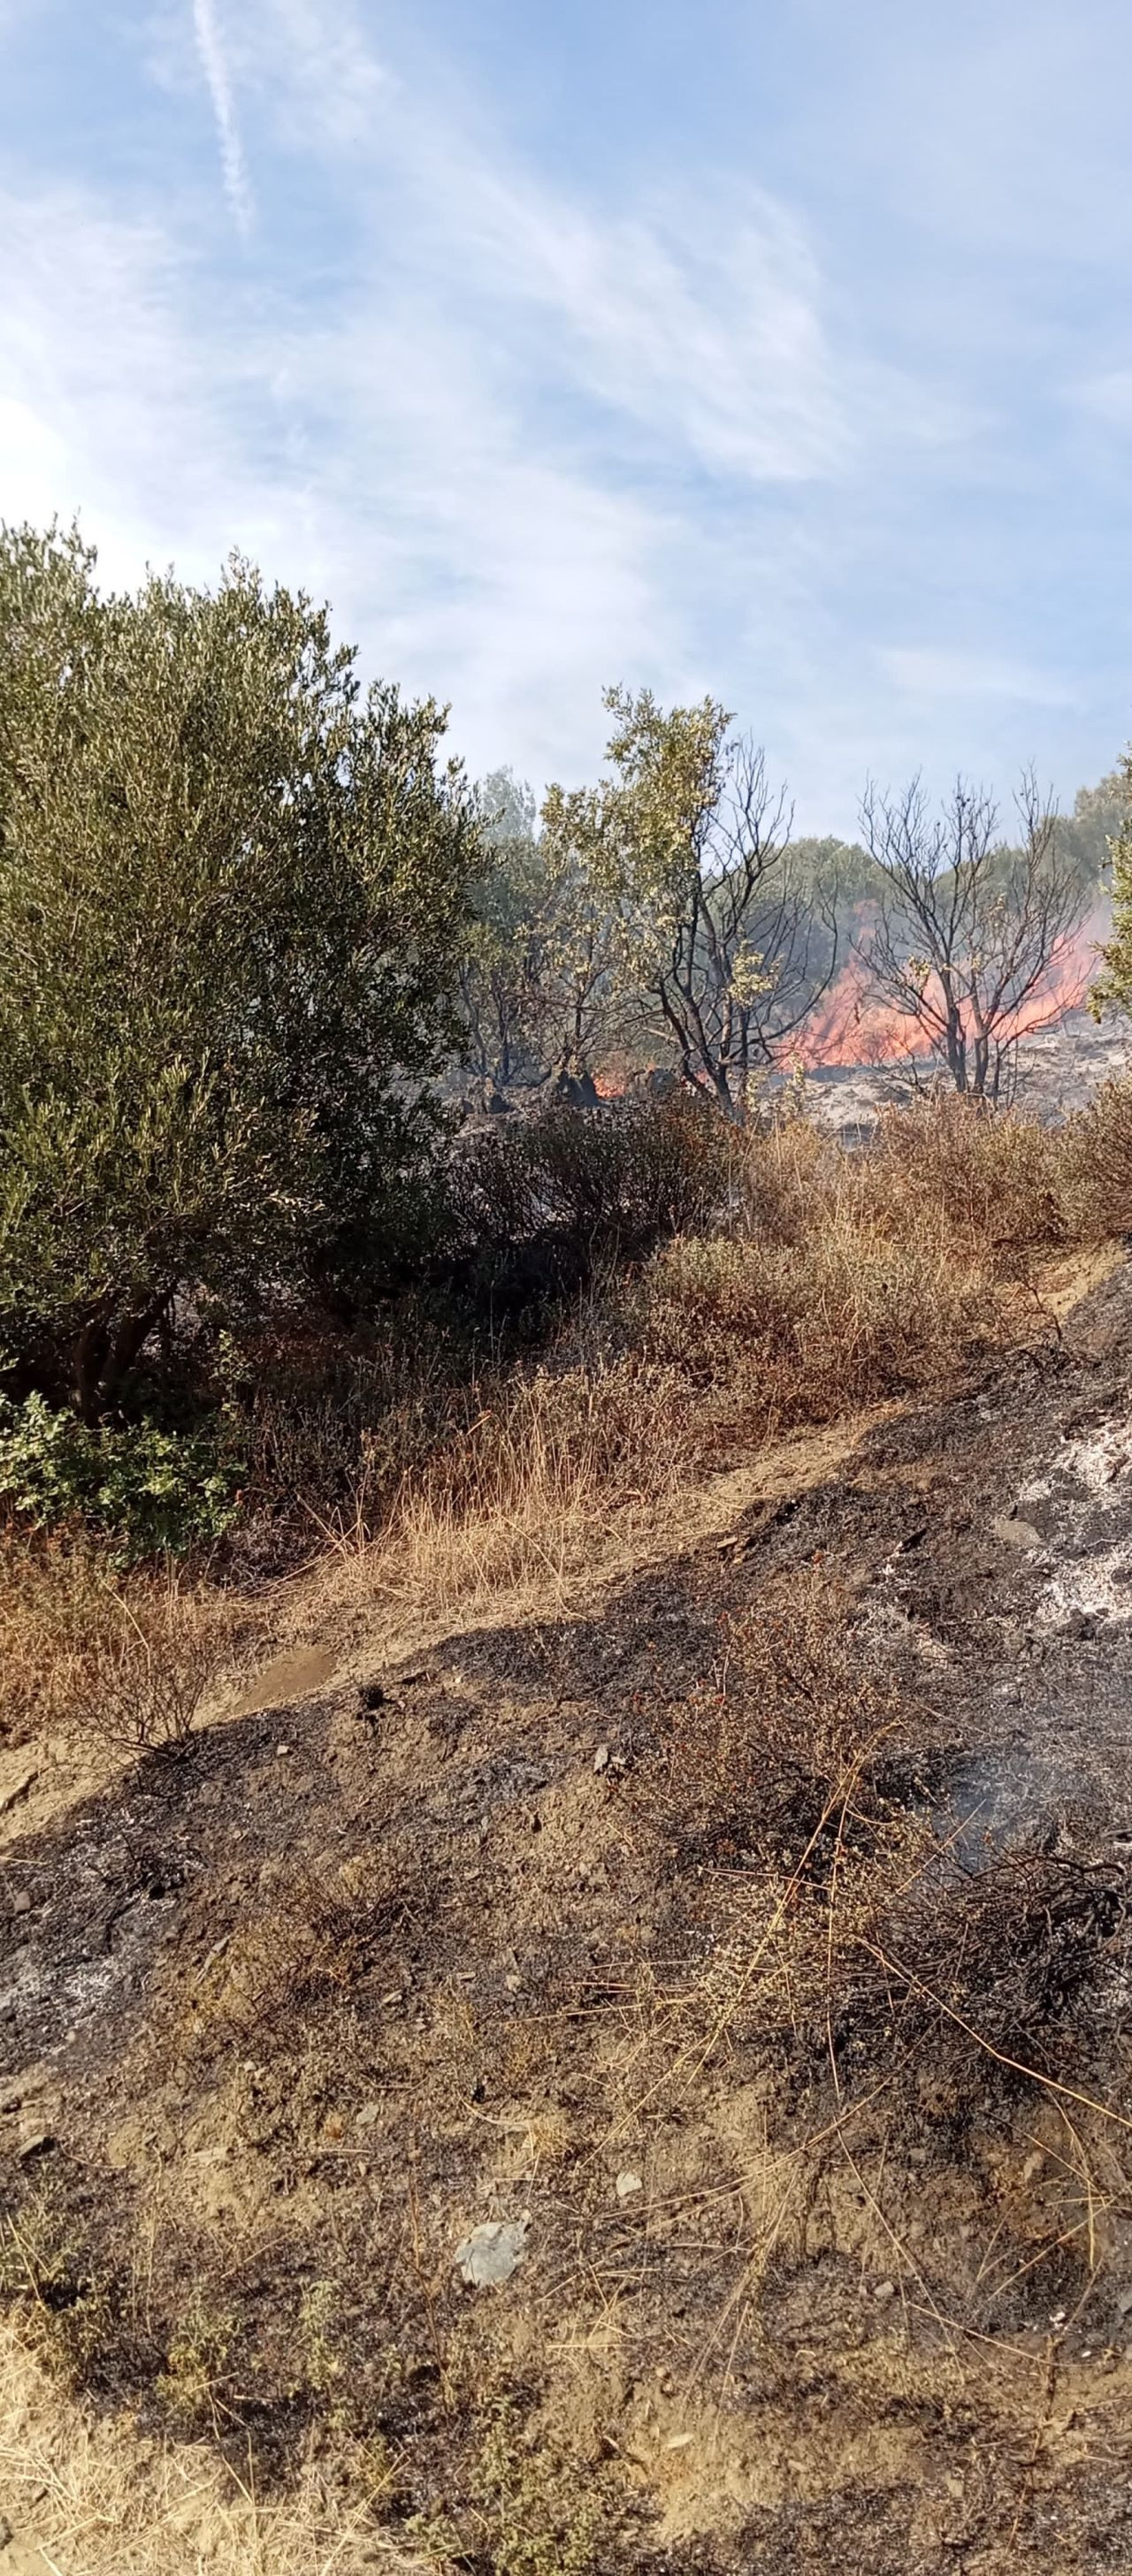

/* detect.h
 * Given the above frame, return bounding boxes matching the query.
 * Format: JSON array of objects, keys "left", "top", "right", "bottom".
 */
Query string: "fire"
[{"left": 793, "top": 911, "right": 1111, "bottom": 1073}]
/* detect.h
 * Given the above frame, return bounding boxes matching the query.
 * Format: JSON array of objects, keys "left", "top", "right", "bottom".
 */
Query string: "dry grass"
[
  {"left": 331, "top": 1093, "right": 1109, "bottom": 1626},
  {"left": 631, "top": 1579, "right": 1128, "bottom": 2133},
  {"left": 0, "top": 2321, "right": 438, "bottom": 2576},
  {"left": 3, "top": 1089, "right": 1125, "bottom": 1743},
  {"left": 0, "top": 1536, "right": 264, "bottom": 1758}
]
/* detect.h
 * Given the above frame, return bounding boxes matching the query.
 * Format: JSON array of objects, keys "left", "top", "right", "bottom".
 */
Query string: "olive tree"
[
  {"left": 541, "top": 687, "right": 838, "bottom": 1119},
  {"left": 0, "top": 525, "right": 480, "bottom": 1418}
]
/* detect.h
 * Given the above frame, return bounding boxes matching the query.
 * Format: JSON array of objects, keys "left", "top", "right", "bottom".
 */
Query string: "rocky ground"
[{"left": 4, "top": 1250, "right": 1132, "bottom": 2569}]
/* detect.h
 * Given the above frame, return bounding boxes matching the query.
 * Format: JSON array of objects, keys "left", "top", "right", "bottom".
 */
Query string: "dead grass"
[
  {"left": 629, "top": 1579, "right": 1128, "bottom": 2145},
  {"left": 338, "top": 1094, "right": 1096, "bottom": 1626},
  {"left": 0, "top": 2320, "right": 439, "bottom": 2575}
]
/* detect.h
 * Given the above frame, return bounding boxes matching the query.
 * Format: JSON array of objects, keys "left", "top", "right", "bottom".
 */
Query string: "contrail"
[{"left": 192, "top": 0, "right": 254, "bottom": 238}]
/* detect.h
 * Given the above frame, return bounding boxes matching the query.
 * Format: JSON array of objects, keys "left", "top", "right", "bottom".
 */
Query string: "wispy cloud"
[
  {"left": 2, "top": 0, "right": 1122, "bottom": 826},
  {"left": 880, "top": 647, "right": 1077, "bottom": 710},
  {"left": 190, "top": 0, "right": 254, "bottom": 237}
]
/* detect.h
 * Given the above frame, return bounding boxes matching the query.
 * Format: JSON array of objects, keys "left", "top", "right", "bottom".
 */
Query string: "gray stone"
[{"left": 455, "top": 2214, "right": 531, "bottom": 2289}]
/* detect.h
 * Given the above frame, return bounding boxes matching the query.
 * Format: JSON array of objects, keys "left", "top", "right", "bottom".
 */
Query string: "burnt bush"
[{"left": 445, "top": 1089, "right": 736, "bottom": 1322}]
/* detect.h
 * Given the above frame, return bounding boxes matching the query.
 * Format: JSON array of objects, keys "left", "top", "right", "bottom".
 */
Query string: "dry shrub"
[
  {"left": 862, "top": 1841, "right": 1128, "bottom": 2073},
  {"left": 634, "top": 1584, "right": 929, "bottom": 2070},
  {"left": 646, "top": 1584, "right": 920, "bottom": 1878},
  {"left": 449, "top": 1087, "right": 735, "bottom": 1274},
  {"left": 69, "top": 1568, "right": 250, "bottom": 1753},
  {"left": 634, "top": 1210, "right": 990, "bottom": 1433},
  {"left": 373, "top": 1353, "right": 692, "bottom": 1614},
  {"left": 0, "top": 2318, "right": 432, "bottom": 2576},
  {"left": 180, "top": 1852, "right": 420, "bottom": 2054},
  {"left": 0, "top": 1532, "right": 261, "bottom": 1754},
  {"left": 639, "top": 1584, "right": 1126, "bottom": 2108},
  {"left": 863, "top": 1094, "right": 1072, "bottom": 1261},
  {"left": 0, "top": 1533, "right": 113, "bottom": 1744},
  {"left": 1061, "top": 1075, "right": 1132, "bottom": 1235},
  {"left": 342, "top": 1092, "right": 1121, "bottom": 1621}
]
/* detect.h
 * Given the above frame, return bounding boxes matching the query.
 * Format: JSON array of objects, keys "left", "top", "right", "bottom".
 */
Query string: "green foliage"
[
  {"left": 1092, "top": 760, "right": 1132, "bottom": 1015},
  {"left": 0, "top": 1391, "right": 240, "bottom": 1559},
  {"left": 0, "top": 522, "right": 480, "bottom": 1419},
  {"left": 473, "top": 2400, "right": 600, "bottom": 2576},
  {"left": 541, "top": 687, "right": 836, "bottom": 1115},
  {"left": 461, "top": 770, "right": 550, "bottom": 1086}
]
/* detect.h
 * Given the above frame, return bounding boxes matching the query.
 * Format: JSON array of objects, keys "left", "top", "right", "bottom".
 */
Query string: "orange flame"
[{"left": 793, "top": 911, "right": 1109, "bottom": 1072}]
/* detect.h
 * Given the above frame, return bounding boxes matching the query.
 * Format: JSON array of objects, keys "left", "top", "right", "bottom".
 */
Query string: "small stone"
[
  {"left": 10, "top": 1892, "right": 31, "bottom": 1918},
  {"left": 873, "top": 2279, "right": 897, "bottom": 2304},
  {"left": 1022, "top": 2150, "right": 1044, "bottom": 2183},
  {"left": 664, "top": 2431, "right": 693, "bottom": 2452},
  {"left": 992, "top": 1514, "right": 1044, "bottom": 1551},
  {"left": 593, "top": 1745, "right": 610, "bottom": 1774},
  {"left": 504, "top": 1972, "right": 522, "bottom": 1993},
  {"left": 1115, "top": 2289, "right": 1132, "bottom": 2319},
  {"left": 18, "top": 2116, "right": 54, "bottom": 2159},
  {"left": 616, "top": 2170, "right": 644, "bottom": 2202},
  {"left": 356, "top": 2102, "right": 380, "bottom": 2130},
  {"left": 455, "top": 2213, "right": 530, "bottom": 2289}
]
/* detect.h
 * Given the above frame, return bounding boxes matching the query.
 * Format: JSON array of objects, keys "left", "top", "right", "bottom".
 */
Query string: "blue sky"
[{"left": 1, "top": 0, "right": 1131, "bottom": 829}]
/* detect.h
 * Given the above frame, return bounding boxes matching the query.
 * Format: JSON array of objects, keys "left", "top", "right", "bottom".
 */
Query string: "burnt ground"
[{"left": 6, "top": 1260, "right": 1132, "bottom": 2569}]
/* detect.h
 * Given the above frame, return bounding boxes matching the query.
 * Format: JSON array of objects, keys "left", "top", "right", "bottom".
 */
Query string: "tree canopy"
[{"left": 0, "top": 524, "right": 480, "bottom": 1417}]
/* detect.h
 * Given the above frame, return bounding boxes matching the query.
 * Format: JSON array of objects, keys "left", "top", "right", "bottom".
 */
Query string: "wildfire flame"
[{"left": 793, "top": 911, "right": 1111, "bottom": 1073}]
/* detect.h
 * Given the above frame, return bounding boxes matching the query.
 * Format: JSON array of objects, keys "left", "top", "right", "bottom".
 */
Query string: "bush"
[
  {"left": 866, "top": 1094, "right": 1070, "bottom": 1259},
  {"left": 0, "top": 523, "right": 478, "bottom": 1421},
  {"left": 447, "top": 1090, "right": 736, "bottom": 1315},
  {"left": 0, "top": 1392, "right": 240, "bottom": 1561}
]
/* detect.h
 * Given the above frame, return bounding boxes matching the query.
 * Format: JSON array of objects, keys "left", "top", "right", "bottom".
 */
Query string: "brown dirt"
[{"left": 5, "top": 1253, "right": 1132, "bottom": 2571}]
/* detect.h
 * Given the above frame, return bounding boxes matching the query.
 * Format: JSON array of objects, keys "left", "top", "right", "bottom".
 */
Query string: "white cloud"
[
  {"left": 0, "top": 0, "right": 1096, "bottom": 823},
  {"left": 1070, "top": 369, "right": 1132, "bottom": 428},
  {"left": 879, "top": 646, "right": 1076, "bottom": 709},
  {"left": 238, "top": 0, "right": 387, "bottom": 152},
  {"left": 191, "top": 0, "right": 254, "bottom": 237}
]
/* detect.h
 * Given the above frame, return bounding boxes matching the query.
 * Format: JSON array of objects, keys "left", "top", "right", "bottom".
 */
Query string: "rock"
[
  {"left": 455, "top": 2214, "right": 531, "bottom": 2289},
  {"left": 593, "top": 1745, "right": 610, "bottom": 1774},
  {"left": 9, "top": 1892, "right": 31, "bottom": 1918},
  {"left": 991, "top": 1515, "right": 1044, "bottom": 1551},
  {"left": 356, "top": 2101, "right": 380, "bottom": 2130},
  {"left": 873, "top": 2279, "right": 897, "bottom": 2304},
  {"left": 616, "top": 2170, "right": 644, "bottom": 2202}
]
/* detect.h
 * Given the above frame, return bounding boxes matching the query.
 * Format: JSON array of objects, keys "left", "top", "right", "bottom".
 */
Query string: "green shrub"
[
  {"left": 0, "top": 1392, "right": 241, "bottom": 1560},
  {"left": 0, "top": 523, "right": 478, "bottom": 1420}
]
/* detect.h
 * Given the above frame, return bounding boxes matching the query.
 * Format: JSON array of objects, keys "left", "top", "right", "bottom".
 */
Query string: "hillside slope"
[{"left": 4, "top": 1249, "right": 1132, "bottom": 2573}]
